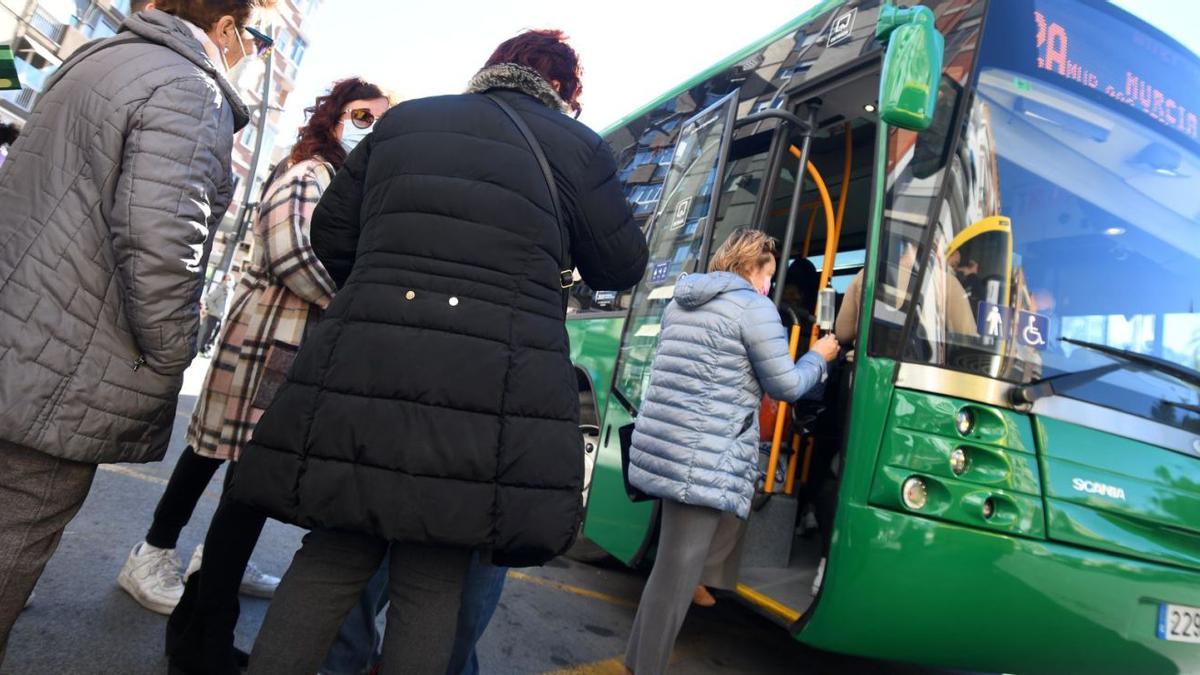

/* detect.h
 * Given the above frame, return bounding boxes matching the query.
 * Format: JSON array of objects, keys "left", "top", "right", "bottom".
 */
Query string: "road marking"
[
  {"left": 546, "top": 657, "right": 627, "bottom": 674},
  {"left": 543, "top": 646, "right": 691, "bottom": 674},
  {"left": 98, "top": 464, "right": 169, "bottom": 486},
  {"left": 508, "top": 571, "right": 637, "bottom": 609},
  {"left": 98, "top": 464, "right": 222, "bottom": 500}
]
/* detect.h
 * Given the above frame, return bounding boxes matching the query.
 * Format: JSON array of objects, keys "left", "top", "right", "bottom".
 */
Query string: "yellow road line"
[
  {"left": 98, "top": 464, "right": 169, "bottom": 486},
  {"left": 546, "top": 656, "right": 627, "bottom": 675},
  {"left": 735, "top": 583, "right": 802, "bottom": 623},
  {"left": 544, "top": 646, "right": 692, "bottom": 675},
  {"left": 508, "top": 570, "right": 637, "bottom": 609},
  {"left": 98, "top": 463, "right": 222, "bottom": 500}
]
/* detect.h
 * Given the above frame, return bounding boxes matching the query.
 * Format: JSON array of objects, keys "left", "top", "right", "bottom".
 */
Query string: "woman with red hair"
[{"left": 234, "top": 29, "right": 648, "bottom": 674}]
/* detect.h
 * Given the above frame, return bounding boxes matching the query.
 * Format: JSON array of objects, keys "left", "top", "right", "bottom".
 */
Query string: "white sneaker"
[
  {"left": 240, "top": 562, "right": 280, "bottom": 599},
  {"left": 184, "top": 544, "right": 203, "bottom": 581},
  {"left": 117, "top": 542, "right": 184, "bottom": 615},
  {"left": 184, "top": 544, "right": 280, "bottom": 599},
  {"left": 811, "top": 556, "right": 827, "bottom": 596}
]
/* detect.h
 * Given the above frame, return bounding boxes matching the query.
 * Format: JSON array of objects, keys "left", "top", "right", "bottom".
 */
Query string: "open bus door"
[
  {"left": 582, "top": 91, "right": 743, "bottom": 564},
  {"left": 578, "top": 0, "right": 947, "bottom": 632}
]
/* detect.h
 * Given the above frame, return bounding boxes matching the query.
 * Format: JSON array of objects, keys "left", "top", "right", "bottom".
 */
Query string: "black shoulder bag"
[{"left": 484, "top": 94, "right": 574, "bottom": 310}]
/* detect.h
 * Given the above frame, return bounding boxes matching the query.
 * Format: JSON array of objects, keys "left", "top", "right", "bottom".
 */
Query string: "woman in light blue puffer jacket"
[{"left": 624, "top": 229, "right": 839, "bottom": 675}]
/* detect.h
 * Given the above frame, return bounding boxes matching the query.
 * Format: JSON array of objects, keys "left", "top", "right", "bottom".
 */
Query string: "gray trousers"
[
  {"left": 0, "top": 441, "right": 96, "bottom": 664},
  {"left": 625, "top": 500, "right": 746, "bottom": 675},
  {"left": 248, "top": 528, "right": 473, "bottom": 675}
]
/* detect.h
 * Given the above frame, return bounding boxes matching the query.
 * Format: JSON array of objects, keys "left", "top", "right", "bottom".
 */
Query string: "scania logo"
[{"left": 1072, "top": 478, "right": 1127, "bottom": 501}]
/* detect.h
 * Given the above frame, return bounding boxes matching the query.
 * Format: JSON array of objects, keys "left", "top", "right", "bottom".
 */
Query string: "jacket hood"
[
  {"left": 465, "top": 63, "right": 570, "bottom": 114},
  {"left": 673, "top": 272, "right": 755, "bottom": 308},
  {"left": 121, "top": 10, "right": 251, "bottom": 130}
]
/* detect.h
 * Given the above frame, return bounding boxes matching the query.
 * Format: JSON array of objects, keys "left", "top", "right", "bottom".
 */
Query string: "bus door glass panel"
[{"left": 612, "top": 91, "right": 740, "bottom": 409}]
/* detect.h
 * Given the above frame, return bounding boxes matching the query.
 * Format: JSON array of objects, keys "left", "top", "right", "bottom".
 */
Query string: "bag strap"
[{"left": 484, "top": 93, "right": 574, "bottom": 296}]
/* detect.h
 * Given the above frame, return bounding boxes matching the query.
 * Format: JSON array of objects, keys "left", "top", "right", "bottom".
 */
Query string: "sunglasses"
[
  {"left": 346, "top": 108, "right": 378, "bottom": 129},
  {"left": 244, "top": 26, "right": 274, "bottom": 58}
]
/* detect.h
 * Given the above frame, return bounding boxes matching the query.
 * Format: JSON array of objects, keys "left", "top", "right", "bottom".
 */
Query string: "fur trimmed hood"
[{"left": 466, "top": 63, "right": 569, "bottom": 114}]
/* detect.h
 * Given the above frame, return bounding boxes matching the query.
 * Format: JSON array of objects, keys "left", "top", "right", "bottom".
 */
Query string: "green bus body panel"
[
  {"left": 566, "top": 316, "right": 625, "bottom": 417},
  {"left": 890, "top": 388, "right": 1037, "bottom": 454},
  {"left": 870, "top": 389, "right": 1046, "bottom": 539},
  {"left": 566, "top": 315, "right": 657, "bottom": 562},
  {"left": 801, "top": 503, "right": 1200, "bottom": 674},
  {"left": 1035, "top": 418, "right": 1200, "bottom": 573},
  {"left": 584, "top": 400, "right": 656, "bottom": 563}
]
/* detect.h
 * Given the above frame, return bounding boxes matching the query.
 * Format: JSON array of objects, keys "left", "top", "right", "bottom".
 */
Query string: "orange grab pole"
[
  {"left": 834, "top": 122, "right": 853, "bottom": 244},
  {"left": 766, "top": 152, "right": 837, "bottom": 495},
  {"left": 788, "top": 147, "right": 838, "bottom": 349},
  {"left": 800, "top": 437, "right": 816, "bottom": 484},
  {"left": 784, "top": 432, "right": 802, "bottom": 495},
  {"left": 801, "top": 202, "right": 820, "bottom": 258},
  {"left": 764, "top": 322, "right": 802, "bottom": 494}
]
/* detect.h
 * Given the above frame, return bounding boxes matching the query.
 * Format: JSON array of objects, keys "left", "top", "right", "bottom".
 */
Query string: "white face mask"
[
  {"left": 218, "top": 24, "right": 251, "bottom": 75},
  {"left": 340, "top": 119, "right": 373, "bottom": 153}
]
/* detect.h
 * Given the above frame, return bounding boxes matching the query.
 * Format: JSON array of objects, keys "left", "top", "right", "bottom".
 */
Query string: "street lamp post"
[{"left": 209, "top": 29, "right": 276, "bottom": 291}]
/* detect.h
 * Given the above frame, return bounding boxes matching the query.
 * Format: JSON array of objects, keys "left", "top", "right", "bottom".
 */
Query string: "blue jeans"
[{"left": 320, "top": 551, "right": 508, "bottom": 675}]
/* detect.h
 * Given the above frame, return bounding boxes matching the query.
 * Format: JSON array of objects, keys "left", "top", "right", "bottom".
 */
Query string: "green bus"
[{"left": 563, "top": 0, "right": 1200, "bottom": 672}]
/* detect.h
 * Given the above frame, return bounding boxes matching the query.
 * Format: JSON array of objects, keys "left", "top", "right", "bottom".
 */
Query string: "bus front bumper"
[{"left": 799, "top": 503, "right": 1200, "bottom": 674}]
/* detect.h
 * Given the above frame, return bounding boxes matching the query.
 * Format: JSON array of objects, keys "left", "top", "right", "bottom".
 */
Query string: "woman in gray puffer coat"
[
  {"left": 0, "top": 2, "right": 267, "bottom": 653},
  {"left": 624, "top": 229, "right": 839, "bottom": 675}
]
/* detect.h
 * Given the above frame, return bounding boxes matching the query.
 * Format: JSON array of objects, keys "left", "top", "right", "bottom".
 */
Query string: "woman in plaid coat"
[{"left": 116, "top": 79, "right": 390, "bottom": 626}]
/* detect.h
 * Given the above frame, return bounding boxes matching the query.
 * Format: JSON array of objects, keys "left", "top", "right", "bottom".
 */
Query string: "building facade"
[{"left": 0, "top": 0, "right": 323, "bottom": 274}]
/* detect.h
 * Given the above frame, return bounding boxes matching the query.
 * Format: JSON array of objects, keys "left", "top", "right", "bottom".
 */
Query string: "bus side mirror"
[{"left": 876, "top": 3, "right": 944, "bottom": 132}]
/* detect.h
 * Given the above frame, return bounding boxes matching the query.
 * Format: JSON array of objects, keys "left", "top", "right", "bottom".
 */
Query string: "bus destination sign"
[{"left": 1033, "top": 1, "right": 1199, "bottom": 142}]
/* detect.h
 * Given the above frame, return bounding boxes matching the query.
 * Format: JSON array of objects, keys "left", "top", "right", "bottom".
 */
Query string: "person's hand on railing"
[{"left": 812, "top": 334, "right": 840, "bottom": 362}]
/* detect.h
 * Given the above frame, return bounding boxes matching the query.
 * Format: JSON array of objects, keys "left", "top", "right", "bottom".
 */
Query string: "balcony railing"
[{"left": 30, "top": 10, "right": 67, "bottom": 44}]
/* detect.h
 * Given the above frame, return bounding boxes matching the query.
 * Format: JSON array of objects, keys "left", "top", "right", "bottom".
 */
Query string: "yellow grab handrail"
[{"left": 764, "top": 150, "right": 838, "bottom": 495}]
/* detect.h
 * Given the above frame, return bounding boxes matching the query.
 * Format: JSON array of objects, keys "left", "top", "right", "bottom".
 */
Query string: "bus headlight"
[
  {"left": 950, "top": 448, "right": 968, "bottom": 476},
  {"left": 901, "top": 476, "right": 928, "bottom": 510},
  {"left": 956, "top": 408, "right": 975, "bottom": 436}
]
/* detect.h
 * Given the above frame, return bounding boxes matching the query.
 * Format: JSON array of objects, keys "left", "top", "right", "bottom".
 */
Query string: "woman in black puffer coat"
[{"left": 232, "top": 30, "right": 648, "bottom": 673}]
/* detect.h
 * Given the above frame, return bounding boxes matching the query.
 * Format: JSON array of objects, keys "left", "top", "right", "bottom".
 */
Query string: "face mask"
[
  {"left": 340, "top": 119, "right": 373, "bottom": 153},
  {"left": 757, "top": 278, "right": 771, "bottom": 296},
  {"left": 218, "top": 24, "right": 251, "bottom": 75}
]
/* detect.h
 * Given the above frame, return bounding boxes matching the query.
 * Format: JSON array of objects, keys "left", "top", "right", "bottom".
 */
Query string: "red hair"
[
  {"left": 485, "top": 29, "right": 583, "bottom": 115},
  {"left": 289, "top": 78, "right": 386, "bottom": 170}
]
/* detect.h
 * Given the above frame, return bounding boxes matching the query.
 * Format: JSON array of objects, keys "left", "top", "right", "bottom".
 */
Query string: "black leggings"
[{"left": 145, "top": 446, "right": 228, "bottom": 550}]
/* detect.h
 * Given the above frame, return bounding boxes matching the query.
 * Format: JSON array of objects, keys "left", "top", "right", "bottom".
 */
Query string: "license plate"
[{"left": 1158, "top": 603, "right": 1200, "bottom": 643}]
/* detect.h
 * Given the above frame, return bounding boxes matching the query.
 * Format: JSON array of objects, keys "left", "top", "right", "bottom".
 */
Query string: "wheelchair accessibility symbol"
[
  {"left": 1016, "top": 311, "right": 1049, "bottom": 350},
  {"left": 977, "top": 304, "right": 1049, "bottom": 351}
]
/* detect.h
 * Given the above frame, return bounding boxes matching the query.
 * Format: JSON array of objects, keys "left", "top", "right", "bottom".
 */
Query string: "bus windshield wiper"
[{"left": 1011, "top": 337, "right": 1200, "bottom": 405}]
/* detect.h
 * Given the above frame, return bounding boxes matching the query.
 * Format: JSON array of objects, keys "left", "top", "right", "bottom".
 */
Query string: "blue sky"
[{"left": 273, "top": 1, "right": 1200, "bottom": 147}]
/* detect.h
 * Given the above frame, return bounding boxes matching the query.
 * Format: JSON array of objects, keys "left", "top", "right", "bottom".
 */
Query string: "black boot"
[{"left": 165, "top": 571, "right": 247, "bottom": 675}]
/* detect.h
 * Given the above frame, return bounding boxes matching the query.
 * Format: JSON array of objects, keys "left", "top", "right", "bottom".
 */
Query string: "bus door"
[{"left": 582, "top": 90, "right": 743, "bottom": 564}]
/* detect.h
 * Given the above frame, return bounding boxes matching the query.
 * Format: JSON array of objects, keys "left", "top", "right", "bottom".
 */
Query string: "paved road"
[{"left": 3, "top": 358, "right": 945, "bottom": 675}]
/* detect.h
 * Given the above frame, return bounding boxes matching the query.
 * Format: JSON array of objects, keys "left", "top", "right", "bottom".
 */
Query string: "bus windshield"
[{"left": 895, "top": 0, "right": 1200, "bottom": 431}]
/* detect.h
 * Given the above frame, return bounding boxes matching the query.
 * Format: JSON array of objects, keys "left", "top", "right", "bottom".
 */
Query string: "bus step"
[{"left": 742, "top": 493, "right": 799, "bottom": 569}]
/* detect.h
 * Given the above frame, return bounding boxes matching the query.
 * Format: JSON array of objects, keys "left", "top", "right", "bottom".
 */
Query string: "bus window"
[
  {"left": 613, "top": 92, "right": 739, "bottom": 408},
  {"left": 888, "top": 0, "right": 1200, "bottom": 430}
]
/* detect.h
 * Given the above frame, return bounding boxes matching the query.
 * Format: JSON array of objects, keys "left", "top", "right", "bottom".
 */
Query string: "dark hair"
[
  {"left": 153, "top": 0, "right": 274, "bottom": 31},
  {"left": 289, "top": 78, "right": 387, "bottom": 170},
  {"left": 0, "top": 122, "right": 18, "bottom": 148},
  {"left": 485, "top": 29, "right": 583, "bottom": 115}
]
